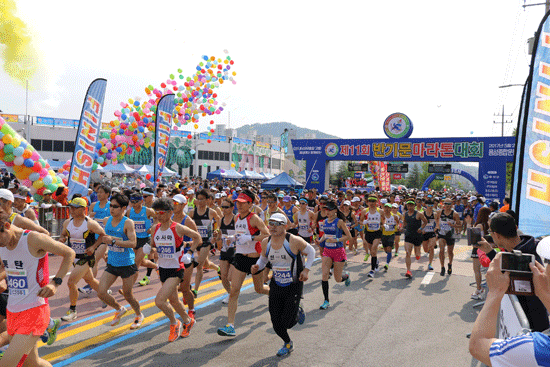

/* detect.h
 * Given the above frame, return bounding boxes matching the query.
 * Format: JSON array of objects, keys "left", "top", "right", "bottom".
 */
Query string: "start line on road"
[{"left": 44, "top": 239, "right": 481, "bottom": 367}]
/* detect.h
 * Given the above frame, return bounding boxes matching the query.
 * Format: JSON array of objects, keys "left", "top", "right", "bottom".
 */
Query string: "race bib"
[
  {"left": 7, "top": 269, "right": 28, "bottom": 296},
  {"left": 440, "top": 221, "right": 451, "bottom": 234},
  {"left": 71, "top": 239, "right": 87, "bottom": 254},
  {"left": 272, "top": 265, "right": 292, "bottom": 286},
  {"left": 197, "top": 224, "right": 211, "bottom": 239},
  {"left": 366, "top": 221, "right": 380, "bottom": 231},
  {"left": 108, "top": 237, "right": 125, "bottom": 252},
  {"left": 324, "top": 234, "right": 338, "bottom": 248},
  {"left": 157, "top": 243, "right": 176, "bottom": 259},
  {"left": 134, "top": 220, "right": 146, "bottom": 233},
  {"left": 299, "top": 224, "right": 310, "bottom": 232}
]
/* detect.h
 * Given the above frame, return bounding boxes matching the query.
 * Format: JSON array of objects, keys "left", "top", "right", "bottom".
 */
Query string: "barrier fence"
[{"left": 35, "top": 206, "right": 68, "bottom": 240}]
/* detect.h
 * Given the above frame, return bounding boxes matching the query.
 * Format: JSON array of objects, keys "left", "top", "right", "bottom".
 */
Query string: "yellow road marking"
[
  {"left": 43, "top": 278, "right": 253, "bottom": 362},
  {"left": 39, "top": 279, "right": 224, "bottom": 347}
]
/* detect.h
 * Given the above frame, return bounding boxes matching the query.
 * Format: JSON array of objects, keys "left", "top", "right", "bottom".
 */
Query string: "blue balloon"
[{"left": 24, "top": 158, "right": 34, "bottom": 168}]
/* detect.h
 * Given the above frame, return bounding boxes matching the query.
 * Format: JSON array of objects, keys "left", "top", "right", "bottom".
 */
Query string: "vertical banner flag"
[
  {"left": 369, "top": 161, "right": 380, "bottom": 188},
  {"left": 154, "top": 94, "right": 175, "bottom": 189},
  {"left": 511, "top": 79, "right": 529, "bottom": 212},
  {"left": 511, "top": 11, "right": 550, "bottom": 237},
  {"left": 68, "top": 79, "right": 107, "bottom": 199},
  {"left": 379, "top": 162, "right": 391, "bottom": 192}
]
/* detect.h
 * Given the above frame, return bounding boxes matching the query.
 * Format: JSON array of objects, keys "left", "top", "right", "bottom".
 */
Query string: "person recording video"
[{"left": 473, "top": 213, "right": 549, "bottom": 332}]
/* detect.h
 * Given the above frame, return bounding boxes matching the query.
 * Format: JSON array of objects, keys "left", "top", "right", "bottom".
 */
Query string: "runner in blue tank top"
[
  {"left": 281, "top": 196, "right": 298, "bottom": 235},
  {"left": 89, "top": 184, "right": 112, "bottom": 285},
  {"left": 127, "top": 190, "right": 157, "bottom": 287},
  {"left": 97, "top": 193, "right": 143, "bottom": 330}
]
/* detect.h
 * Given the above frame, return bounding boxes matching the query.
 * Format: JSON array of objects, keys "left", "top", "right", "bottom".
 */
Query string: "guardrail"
[
  {"left": 497, "top": 294, "right": 531, "bottom": 339},
  {"left": 35, "top": 206, "right": 69, "bottom": 240}
]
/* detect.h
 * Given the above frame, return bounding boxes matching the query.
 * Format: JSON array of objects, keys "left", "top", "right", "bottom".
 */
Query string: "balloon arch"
[{"left": 421, "top": 168, "right": 480, "bottom": 192}]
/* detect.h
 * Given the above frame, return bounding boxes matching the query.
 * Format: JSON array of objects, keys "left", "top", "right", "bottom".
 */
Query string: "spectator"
[
  {"left": 475, "top": 212, "right": 549, "bottom": 332},
  {"left": 500, "top": 197, "right": 510, "bottom": 212},
  {"left": 470, "top": 252, "right": 550, "bottom": 366}
]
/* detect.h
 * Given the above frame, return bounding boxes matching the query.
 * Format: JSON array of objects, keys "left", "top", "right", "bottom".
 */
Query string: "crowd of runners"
[{"left": 0, "top": 177, "right": 506, "bottom": 365}]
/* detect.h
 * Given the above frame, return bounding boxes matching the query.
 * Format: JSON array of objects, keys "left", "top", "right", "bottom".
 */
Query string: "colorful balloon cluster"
[
  {"left": 0, "top": 116, "right": 63, "bottom": 200},
  {"left": 95, "top": 51, "right": 236, "bottom": 166}
]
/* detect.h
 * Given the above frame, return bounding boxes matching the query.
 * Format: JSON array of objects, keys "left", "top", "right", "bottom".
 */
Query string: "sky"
[{"left": 0, "top": 0, "right": 547, "bottom": 139}]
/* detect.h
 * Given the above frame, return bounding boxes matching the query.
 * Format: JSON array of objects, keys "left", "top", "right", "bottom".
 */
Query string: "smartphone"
[
  {"left": 500, "top": 252, "right": 535, "bottom": 273},
  {"left": 467, "top": 227, "right": 482, "bottom": 246}
]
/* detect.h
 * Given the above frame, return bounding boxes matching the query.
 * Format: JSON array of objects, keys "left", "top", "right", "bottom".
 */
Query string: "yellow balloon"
[
  {"left": 33, "top": 180, "right": 44, "bottom": 189},
  {"left": 231, "top": 163, "right": 235, "bottom": 168}
]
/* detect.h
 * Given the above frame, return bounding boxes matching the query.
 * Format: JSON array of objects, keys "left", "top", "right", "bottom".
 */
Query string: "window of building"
[
  {"left": 53, "top": 140, "right": 64, "bottom": 152},
  {"left": 31, "top": 139, "right": 42, "bottom": 151},
  {"left": 214, "top": 151, "right": 220, "bottom": 161},
  {"left": 42, "top": 140, "right": 52, "bottom": 151},
  {"left": 64, "top": 141, "right": 75, "bottom": 152},
  {"left": 208, "top": 151, "right": 214, "bottom": 160}
]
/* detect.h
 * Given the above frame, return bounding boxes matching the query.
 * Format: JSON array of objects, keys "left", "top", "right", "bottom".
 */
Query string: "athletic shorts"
[
  {"left": 381, "top": 234, "right": 395, "bottom": 248},
  {"left": 159, "top": 267, "right": 184, "bottom": 283},
  {"left": 394, "top": 231, "right": 401, "bottom": 236},
  {"left": 422, "top": 232, "right": 436, "bottom": 242},
  {"left": 196, "top": 242, "right": 212, "bottom": 251},
  {"left": 322, "top": 247, "right": 347, "bottom": 262},
  {"left": 438, "top": 235, "right": 455, "bottom": 246},
  {"left": 298, "top": 235, "right": 313, "bottom": 244},
  {"left": 233, "top": 253, "right": 259, "bottom": 275},
  {"left": 75, "top": 254, "right": 96, "bottom": 268},
  {"left": 135, "top": 237, "right": 149, "bottom": 250},
  {"left": 105, "top": 263, "right": 138, "bottom": 279},
  {"left": 0, "top": 292, "right": 7, "bottom": 318},
  {"left": 7, "top": 304, "right": 49, "bottom": 336},
  {"left": 220, "top": 247, "right": 235, "bottom": 262},
  {"left": 349, "top": 228, "right": 356, "bottom": 238},
  {"left": 287, "top": 228, "right": 298, "bottom": 236},
  {"left": 404, "top": 235, "right": 422, "bottom": 247},
  {"left": 471, "top": 247, "right": 479, "bottom": 258},
  {"left": 364, "top": 230, "right": 382, "bottom": 244}
]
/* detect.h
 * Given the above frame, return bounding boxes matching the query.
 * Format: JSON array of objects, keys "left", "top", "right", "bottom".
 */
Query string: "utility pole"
[{"left": 494, "top": 105, "right": 513, "bottom": 137}]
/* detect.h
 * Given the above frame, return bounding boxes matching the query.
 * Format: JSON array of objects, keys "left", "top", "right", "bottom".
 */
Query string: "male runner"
[
  {"left": 435, "top": 199, "right": 461, "bottom": 276},
  {"left": 381, "top": 203, "right": 400, "bottom": 271},
  {"left": 403, "top": 199, "right": 427, "bottom": 279},
  {"left": 421, "top": 199, "right": 437, "bottom": 271},
  {"left": 361, "top": 196, "right": 384, "bottom": 277}
]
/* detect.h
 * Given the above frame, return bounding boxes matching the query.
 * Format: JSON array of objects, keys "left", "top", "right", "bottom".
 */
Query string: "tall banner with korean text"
[
  {"left": 379, "top": 162, "right": 391, "bottom": 192},
  {"left": 511, "top": 11, "right": 550, "bottom": 237},
  {"left": 68, "top": 79, "right": 107, "bottom": 199},
  {"left": 153, "top": 94, "right": 175, "bottom": 189}
]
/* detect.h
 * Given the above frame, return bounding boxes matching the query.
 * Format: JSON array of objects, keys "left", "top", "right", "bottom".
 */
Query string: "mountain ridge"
[{"left": 234, "top": 122, "right": 340, "bottom": 140}]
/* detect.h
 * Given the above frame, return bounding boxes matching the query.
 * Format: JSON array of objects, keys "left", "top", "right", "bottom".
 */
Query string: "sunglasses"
[
  {"left": 156, "top": 210, "right": 169, "bottom": 215},
  {"left": 221, "top": 205, "right": 232, "bottom": 209},
  {"left": 268, "top": 221, "right": 285, "bottom": 227},
  {"left": 110, "top": 204, "right": 121, "bottom": 209}
]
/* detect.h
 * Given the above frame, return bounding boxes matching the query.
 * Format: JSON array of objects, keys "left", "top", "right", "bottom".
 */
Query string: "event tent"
[
  {"left": 47, "top": 160, "right": 65, "bottom": 170},
  {"left": 239, "top": 170, "right": 265, "bottom": 180},
  {"left": 261, "top": 172, "right": 304, "bottom": 190},
  {"left": 206, "top": 169, "right": 244, "bottom": 180},
  {"left": 101, "top": 163, "right": 135, "bottom": 174},
  {"left": 137, "top": 165, "right": 178, "bottom": 177}
]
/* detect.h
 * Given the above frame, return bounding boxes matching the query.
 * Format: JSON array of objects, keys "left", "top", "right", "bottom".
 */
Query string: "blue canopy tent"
[
  {"left": 239, "top": 170, "right": 264, "bottom": 180},
  {"left": 223, "top": 169, "right": 243, "bottom": 179},
  {"left": 206, "top": 169, "right": 223, "bottom": 180},
  {"left": 46, "top": 160, "right": 65, "bottom": 170},
  {"left": 206, "top": 169, "right": 243, "bottom": 180},
  {"left": 261, "top": 172, "right": 304, "bottom": 191}
]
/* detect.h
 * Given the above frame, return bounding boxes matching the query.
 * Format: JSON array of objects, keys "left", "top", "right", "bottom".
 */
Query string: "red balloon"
[
  {"left": 207, "top": 139, "right": 212, "bottom": 143},
  {"left": 146, "top": 174, "right": 151, "bottom": 180}
]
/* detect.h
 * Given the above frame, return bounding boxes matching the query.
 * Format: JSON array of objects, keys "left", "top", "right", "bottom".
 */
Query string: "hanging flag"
[
  {"left": 68, "top": 78, "right": 107, "bottom": 199},
  {"left": 153, "top": 94, "right": 175, "bottom": 189},
  {"left": 379, "top": 162, "right": 391, "bottom": 192},
  {"left": 512, "top": 11, "right": 550, "bottom": 237},
  {"left": 511, "top": 79, "right": 529, "bottom": 212}
]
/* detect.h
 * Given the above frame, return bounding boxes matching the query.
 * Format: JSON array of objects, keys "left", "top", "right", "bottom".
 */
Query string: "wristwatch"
[
  {"left": 112, "top": 239, "right": 117, "bottom": 246},
  {"left": 52, "top": 277, "right": 62, "bottom": 286}
]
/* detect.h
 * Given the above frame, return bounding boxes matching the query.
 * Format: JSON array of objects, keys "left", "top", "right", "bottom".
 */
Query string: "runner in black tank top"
[
  {"left": 436, "top": 200, "right": 461, "bottom": 276},
  {"left": 403, "top": 200, "right": 427, "bottom": 279}
]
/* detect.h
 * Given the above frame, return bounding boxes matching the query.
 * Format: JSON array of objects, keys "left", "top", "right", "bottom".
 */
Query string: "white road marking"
[{"left": 421, "top": 271, "right": 435, "bottom": 285}]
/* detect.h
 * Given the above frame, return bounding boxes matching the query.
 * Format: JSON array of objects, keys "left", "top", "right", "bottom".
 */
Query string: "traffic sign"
[
  {"left": 387, "top": 163, "right": 408, "bottom": 173},
  {"left": 428, "top": 164, "right": 452, "bottom": 174}
]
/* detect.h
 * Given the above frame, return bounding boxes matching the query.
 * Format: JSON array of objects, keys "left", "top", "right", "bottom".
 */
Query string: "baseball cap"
[
  {"left": 343, "top": 200, "right": 351, "bottom": 206},
  {"left": 173, "top": 194, "right": 187, "bottom": 204},
  {"left": 351, "top": 197, "right": 361, "bottom": 202},
  {"left": 43, "top": 189, "right": 52, "bottom": 195},
  {"left": 384, "top": 203, "right": 393, "bottom": 208},
  {"left": 235, "top": 190, "right": 254, "bottom": 203},
  {"left": 269, "top": 213, "right": 288, "bottom": 224},
  {"left": 215, "top": 193, "right": 222, "bottom": 199},
  {"left": 277, "top": 193, "right": 284, "bottom": 198},
  {"left": 380, "top": 199, "right": 388, "bottom": 204},
  {"left": 283, "top": 196, "right": 291, "bottom": 202},
  {"left": 68, "top": 197, "right": 87, "bottom": 208},
  {"left": 468, "top": 196, "right": 477, "bottom": 202},
  {"left": 325, "top": 201, "right": 337, "bottom": 211},
  {"left": 187, "top": 189, "right": 195, "bottom": 195},
  {"left": 0, "top": 189, "right": 14, "bottom": 202},
  {"left": 392, "top": 203, "right": 399, "bottom": 208},
  {"left": 142, "top": 188, "right": 154, "bottom": 196},
  {"left": 235, "top": 187, "right": 241, "bottom": 191}
]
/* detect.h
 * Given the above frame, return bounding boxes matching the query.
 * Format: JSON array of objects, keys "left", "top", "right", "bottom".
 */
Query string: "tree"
[{"left": 406, "top": 164, "right": 421, "bottom": 188}]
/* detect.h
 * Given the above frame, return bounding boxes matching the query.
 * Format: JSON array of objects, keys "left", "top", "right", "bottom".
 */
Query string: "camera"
[
  {"left": 467, "top": 227, "right": 482, "bottom": 246},
  {"left": 500, "top": 251, "right": 535, "bottom": 296}
]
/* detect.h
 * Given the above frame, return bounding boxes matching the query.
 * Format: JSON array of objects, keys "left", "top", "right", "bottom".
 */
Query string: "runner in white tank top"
[{"left": 0, "top": 205, "right": 74, "bottom": 367}]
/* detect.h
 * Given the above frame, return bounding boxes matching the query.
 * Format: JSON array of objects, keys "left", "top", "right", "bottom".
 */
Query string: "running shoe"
[
  {"left": 353, "top": 249, "right": 357, "bottom": 256},
  {"left": 191, "top": 289, "right": 198, "bottom": 298},
  {"left": 448, "top": 263, "right": 453, "bottom": 275},
  {"left": 319, "top": 300, "right": 330, "bottom": 310},
  {"left": 405, "top": 270, "right": 412, "bottom": 278},
  {"left": 368, "top": 270, "right": 375, "bottom": 278},
  {"left": 364, "top": 254, "right": 370, "bottom": 262},
  {"left": 394, "top": 252, "right": 398, "bottom": 257},
  {"left": 78, "top": 284, "right": 93, "bottom": 297},
  {"left": 40, "top": 330, "right": 49, "bottom": 344},
  {"left": 110, "top": 306, "right": 128, "bottom": 327},
  {"left": 217, "top": 266, "right": 222, "bottom": 280},
  {"left": 188, "top": 310, "right": 196, "bottom": 320},
  {"left": 384, "top": 264, "right": 389, "bottom": 271},
  {"left": 276, "top": 341, "right": 293, "bottom": 357},
  {"left": 61, "top": 309, "right": 77, "bottom": 322},
  {"left": 428, "top": 264, "right": 434, "bottom": 271},
  {"left": 181, "top": 318, "right": 195, "bottom": 338},
  {"left": 217, "top": 324, "right": 236, "bottom": 336},
  {"left": 471, "top": 289, "right": 484, "bottom": 300},
  {"left": 46, "top": 318, "right": 61, "bottom": 346},
  {"left": 168, "top": 320, "right": 182, "bottom": 342},
  {"left": 344, "top": 275, "right": 351, "bottom": 287},
  {"left": 221, "top": 295, "right": 229, "bottom": 304},
  {"left": 440, "top": 267, "right": 445, "bottom": 276},
  {"left": 415, "top": 255, "right": 420, "bottom": 260},
  {"left": 139, "top": 276, "right": 150, "bottom": 286},
  {"left": 297, "top": 305, "right": 306, "bottom": 325},
  {"left": 101, "top": 289, "right": 112, "bottom": 309},
  {"left": 130, "top": 313, "right": 144, "bottom": 330}
]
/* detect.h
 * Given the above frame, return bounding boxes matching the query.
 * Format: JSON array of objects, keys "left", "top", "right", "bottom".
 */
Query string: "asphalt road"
[{"left": 41, "top": 238, "right": 486, "bottom": 367}]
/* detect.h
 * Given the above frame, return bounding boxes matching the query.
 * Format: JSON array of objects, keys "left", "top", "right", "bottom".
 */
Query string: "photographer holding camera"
[
  {"left": 474, "top": 212, "right": 549, "bottom": 332},
  {"left": 469, "top": 251, "right": 550, "bottom": 366}
]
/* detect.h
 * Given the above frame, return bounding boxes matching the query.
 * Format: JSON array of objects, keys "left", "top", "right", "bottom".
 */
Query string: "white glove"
[
  {"left": 383, "top": 224, "right": 389, "bottom": 231},
  {"left": 182, "top": 253, "right": 193, "bottom": 265},
  {"left": 143, "top": 244, "right": 151, "bottom": 255},
  {"left": 226, "top": 235, "right": 236, "bottom": 243},
  {"left": 236, "top": 234, "right": 252, "bottom": 245}
]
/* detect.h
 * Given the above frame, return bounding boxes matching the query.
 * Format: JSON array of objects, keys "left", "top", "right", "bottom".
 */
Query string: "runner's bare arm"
[
  {"left": 14, "top": 214, "right": 49, "bottom": 235},
  {"left": 176, "top": 223, "right": 202, "bottom": 252},
  {"left": 250, "top": 214, "right": 270, "bottom": 242}
]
